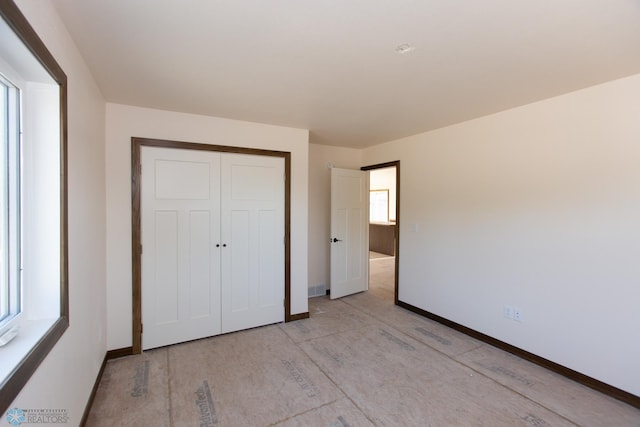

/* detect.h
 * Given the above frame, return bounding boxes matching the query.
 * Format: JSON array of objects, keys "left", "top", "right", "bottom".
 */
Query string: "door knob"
[{"left": 332, "top": 238, "right": 342, "bottom": 243}]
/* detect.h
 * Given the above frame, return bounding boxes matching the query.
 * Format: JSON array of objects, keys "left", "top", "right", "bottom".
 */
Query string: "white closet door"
[
  {"left": 141, "top": 147, "right": 221, "bottom": 350},
  {"left": 220, "top": 153, "right": 285, "bottom": 333}
]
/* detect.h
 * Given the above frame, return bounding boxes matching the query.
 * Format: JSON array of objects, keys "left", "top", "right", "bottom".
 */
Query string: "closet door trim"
[{"left": 130, "top": 137, "right": 291, "bottom": 354}]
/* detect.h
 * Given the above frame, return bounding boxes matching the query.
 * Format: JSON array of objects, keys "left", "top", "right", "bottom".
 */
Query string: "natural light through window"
[
  {"left": 0, "top": 2, "right": 68, "bottom": 412},
  {"left": 0, "top": 72, "right": 21, "bottom": 338},
  {"left": 0, "top": 56, "right": 62, "bottom": 382}
]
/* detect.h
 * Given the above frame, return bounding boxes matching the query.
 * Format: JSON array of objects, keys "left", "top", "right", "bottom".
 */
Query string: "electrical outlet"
[
  {"left": 513, "top": 307, "right": 523, "bottom": 322},
  {"left": 503, "top": 305, "right": 513, "bottom": 319}
]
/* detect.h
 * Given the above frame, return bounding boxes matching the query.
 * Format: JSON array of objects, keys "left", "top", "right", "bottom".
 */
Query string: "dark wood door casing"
[{"left": 131, "top": 137, "right": 292, "bottom": 354}]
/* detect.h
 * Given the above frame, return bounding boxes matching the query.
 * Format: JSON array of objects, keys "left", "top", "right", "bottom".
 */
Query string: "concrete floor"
[{"left": 86, "top": 257, "right": 640, "bottom": 426}]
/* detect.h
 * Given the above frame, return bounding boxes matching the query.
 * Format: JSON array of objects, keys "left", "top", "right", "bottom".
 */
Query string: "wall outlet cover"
[
  {"left": 514, "top": 307, "right": 523, "bottom": 322},
  {"left": 503, "top": 305, "right": 513, "bottom": 319}
]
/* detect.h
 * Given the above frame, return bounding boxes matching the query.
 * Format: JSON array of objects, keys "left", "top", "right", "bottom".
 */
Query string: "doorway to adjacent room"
[{"left": 363, "top": 162, "right": 399, "bottom": 304}]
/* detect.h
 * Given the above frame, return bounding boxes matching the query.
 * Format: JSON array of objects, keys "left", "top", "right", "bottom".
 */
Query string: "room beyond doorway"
[
  {"left": 369, "top": 251, "right": 395, "bottom": 301},
  {"left": 362, "top": 161, "right": 399, "bottom": 304}
]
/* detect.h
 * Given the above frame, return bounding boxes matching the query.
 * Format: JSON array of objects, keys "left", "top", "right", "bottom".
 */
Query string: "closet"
[{"left": 140, "top": 146, "right": 284, "bottom": 350}]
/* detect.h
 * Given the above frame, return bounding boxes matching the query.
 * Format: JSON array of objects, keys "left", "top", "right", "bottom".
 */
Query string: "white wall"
[
  {"left": 308, "top": 144, "right": 362, "bottom": 291},
  {"left": 105, "top": 104, "right": 309, "bottom": 349},
  {"left": 363, "top": 73, "right": 640, "bottom": 396},
  {"left": 4, "top": 1, "right": 107, "bottom": 425}
]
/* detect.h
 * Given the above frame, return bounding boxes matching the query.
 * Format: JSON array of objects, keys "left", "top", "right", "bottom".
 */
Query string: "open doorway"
[{"left": 362, "top": 162, "right": 399, "bottom": 304}]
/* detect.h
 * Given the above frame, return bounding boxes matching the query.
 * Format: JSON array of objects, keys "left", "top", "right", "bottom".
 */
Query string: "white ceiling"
[{"left": 52, "top": 0, "right": 640, "bottom": 148}]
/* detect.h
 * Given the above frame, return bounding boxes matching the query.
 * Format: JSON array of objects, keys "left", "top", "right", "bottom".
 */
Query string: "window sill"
[{"left": 0, "top": 318, "right": 57, "bottom": 385}]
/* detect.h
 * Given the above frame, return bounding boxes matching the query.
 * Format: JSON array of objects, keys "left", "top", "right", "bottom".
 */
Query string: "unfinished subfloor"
[{"left": 87, "top": 257, "right": 640, "bottom": 426}]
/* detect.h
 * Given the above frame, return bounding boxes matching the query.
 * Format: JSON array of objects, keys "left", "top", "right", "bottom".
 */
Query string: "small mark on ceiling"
[{"left": 395, "top": 43, "right": 415, "bottom": 54}]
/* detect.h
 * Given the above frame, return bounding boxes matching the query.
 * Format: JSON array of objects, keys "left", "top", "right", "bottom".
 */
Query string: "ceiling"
[{"left": 52, "top": 0, "right": 640, "bottom": 148}]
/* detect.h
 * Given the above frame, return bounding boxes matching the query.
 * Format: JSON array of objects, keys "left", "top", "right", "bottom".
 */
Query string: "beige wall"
[
  {"left": 105, "top": 104, "right": 309, "bottom": 349},
  {"left": 308, "top": 144, "right": 362, "bottom": 292},
  {"left": 8, "top": 1, "right": 107, "bottom": 423},
  {"left": 363, "top": 73, "right": 640, "bottom": 396},
  {"left": 9, "top": 1, "right": 640, "bottom": 414}
]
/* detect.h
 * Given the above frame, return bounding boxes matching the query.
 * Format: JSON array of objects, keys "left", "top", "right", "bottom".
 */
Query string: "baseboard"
[
  {"left": 79, "top": 347, "right": 135, "bottom": 426},
  {"left": 289, "top": 312, "right": 310, "bottom": 321},
  {"left": 106, "top": 346, "right": 134, "bottom": 360},
  {"left": 397, "top": 300, "right": 640, "bottom": 409},
  {"left": 79, "top": 355, "right": 107, "bottom": 427}
]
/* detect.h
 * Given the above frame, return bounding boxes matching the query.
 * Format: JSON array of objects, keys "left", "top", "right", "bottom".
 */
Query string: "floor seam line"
[
  {"left": 339, "top": 295, "right": 581, "bottom": 425},
  {"left": 267, "top": 399, "right": 341, "bottom": 426},
  {"left": 460, "top": 362, "right": 580, "bottom": 426},
  {"left": 296, "top": 337, "right": 378, "bottom": 426}
]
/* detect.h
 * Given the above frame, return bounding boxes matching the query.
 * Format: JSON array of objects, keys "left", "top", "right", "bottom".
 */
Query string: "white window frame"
[{"left": 0, "top": 72, "right": 21, "bottom": 335}]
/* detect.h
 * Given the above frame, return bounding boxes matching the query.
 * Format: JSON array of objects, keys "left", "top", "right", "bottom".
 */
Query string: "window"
[
  {"left": 370, "top": 189, "right": 389, "bottom": 223},
  {"left": 0, "top": 1, "right": 68, "bottom": 414},
  {"left": 0, "top": 73, "right": 21, "bottom": 331}
]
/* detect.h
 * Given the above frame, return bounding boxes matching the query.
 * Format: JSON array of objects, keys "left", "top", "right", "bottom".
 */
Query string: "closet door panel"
[
  {"left": 141, "top": 147, "right": 222, "bottom": 350},
  {"left": 221, "top": 153, "right": 285, "bottom": 333}
]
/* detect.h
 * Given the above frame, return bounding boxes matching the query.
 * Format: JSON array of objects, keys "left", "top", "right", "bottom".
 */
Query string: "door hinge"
[
  {"left": 140, "top": 323, "right": 143, "bottom": 334},
  {"left": 140, "top": 244, "right": 143, "bottom": 255}
]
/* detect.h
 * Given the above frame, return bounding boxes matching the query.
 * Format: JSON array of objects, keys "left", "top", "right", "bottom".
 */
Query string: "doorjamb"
[
  {"left": 131, "top": 137, "right": 292, "bottom": 354},
  {"left": 361, "top": 161, "right": 400, "bottom": 305}
]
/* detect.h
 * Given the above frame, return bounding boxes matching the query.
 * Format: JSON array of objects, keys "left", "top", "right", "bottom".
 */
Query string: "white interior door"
[
  {"left": 220, "top": 153, "right": 285, "bottom": 333},
  {"left": 141, "top": 147, "right": 221, "bottom": 350},
  {"left": 330, "top": 167, "right": 368, "bottom": 299}
]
